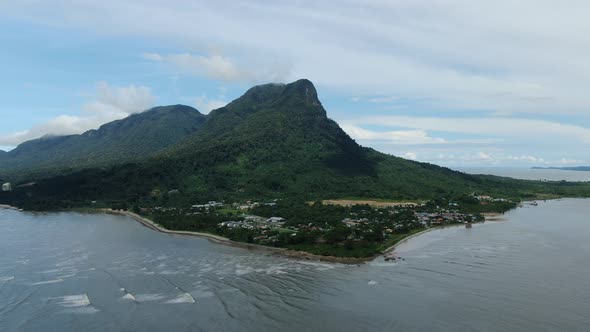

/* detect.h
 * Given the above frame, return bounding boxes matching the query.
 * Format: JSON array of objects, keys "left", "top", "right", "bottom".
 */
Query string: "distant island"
[
  {"left": 2, "top": 79, "right": 590, "bottom": 260},
  {"left": 532, "top": 166, "right": 590, "bottom": 172}
]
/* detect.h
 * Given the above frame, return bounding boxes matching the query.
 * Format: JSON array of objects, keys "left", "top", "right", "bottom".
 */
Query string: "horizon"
[{"left": 1, "top": 1, "right": 589, "bottom": 167}]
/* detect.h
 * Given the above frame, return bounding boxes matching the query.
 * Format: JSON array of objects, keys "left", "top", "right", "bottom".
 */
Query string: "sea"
[{"left": 1, "top": 168, "right": 590, "bottom": 331}]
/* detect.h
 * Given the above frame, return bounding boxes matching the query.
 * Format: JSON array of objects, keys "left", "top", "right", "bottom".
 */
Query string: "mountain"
[
  {"left": 532, "top": 166, "right": 590, "bottom": 171},
  {"left": 3, "top": 79, "right": 590, "bottom": 209},
  {"left": 0, "top": 105, "right": 206, "bottom": 178}
]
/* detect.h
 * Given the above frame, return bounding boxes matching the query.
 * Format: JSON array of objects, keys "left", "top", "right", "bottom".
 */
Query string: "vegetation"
[
  {"left": 0, "top": 105, "right": 206, "bottom": 180},
  {"left": 3, "top": 79, "right": 590, "bottom": 212}
]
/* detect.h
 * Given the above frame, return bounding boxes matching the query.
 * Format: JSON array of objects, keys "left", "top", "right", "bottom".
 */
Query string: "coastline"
[
  {"left": 0, "top": 205, "right": 491, "bottom": 264},
  {"left": 0, "top": 204, "right": 22, "bottom": 211},
  {"left": 103, "top": 209, "right": 374, "bottom": 264},
  {"left": 382, "top": 227, "right": 438, "bottom": 255},
  {"left": 382, "top": 216, "right": 494, "bottom": 256}
]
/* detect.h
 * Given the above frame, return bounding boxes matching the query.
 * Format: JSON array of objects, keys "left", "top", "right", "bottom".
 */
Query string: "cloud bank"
[
  {"left": 0, "top": 82, "right": 154, "bottom": 146},
  {"left": 5, "top": 0, "right": 590, "bottom": 114}
]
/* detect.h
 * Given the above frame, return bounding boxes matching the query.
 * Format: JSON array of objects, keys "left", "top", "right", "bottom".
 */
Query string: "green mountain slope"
[
  {"left": 2, "top": 80, "right": 590, "bottom": 210},
  {"left": 0, "top": 105, "right": 206, "bottom": 178}
]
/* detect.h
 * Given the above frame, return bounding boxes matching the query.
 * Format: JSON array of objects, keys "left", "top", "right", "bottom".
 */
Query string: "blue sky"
[{"left": 1, "top": 1, "right": 589, "bottom": 167}]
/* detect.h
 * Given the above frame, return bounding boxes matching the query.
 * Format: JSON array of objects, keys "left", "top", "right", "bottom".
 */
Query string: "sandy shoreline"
[
  {"left": 0, "top": 204, "right": 21, "bottom": 210},
  {"left": 103, "top": 209, "right": 375, "bottom": 264},
  {"left": 382, "top": 228, "right": 438, "bottom": 255}
]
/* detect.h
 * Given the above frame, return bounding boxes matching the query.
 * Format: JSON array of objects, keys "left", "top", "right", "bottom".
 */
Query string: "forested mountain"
[
  {"left": 0, "top": 105, "right": 206, "bottom": 178},
  {"left": 2, "top": 79, "right": 590, "bottom": 210}
]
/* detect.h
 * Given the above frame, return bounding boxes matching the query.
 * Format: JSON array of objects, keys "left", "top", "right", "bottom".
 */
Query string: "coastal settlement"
[{"left": 115, "top": 194, "right": 516, "bottom": 258}]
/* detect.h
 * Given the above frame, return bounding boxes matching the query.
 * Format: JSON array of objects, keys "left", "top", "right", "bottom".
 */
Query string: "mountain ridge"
[
  {"left": 2, "top": 79, "right": 590, "bottom": 210},
  {"left": 0, "top": 105, "right": 206, "bottom": 178}
]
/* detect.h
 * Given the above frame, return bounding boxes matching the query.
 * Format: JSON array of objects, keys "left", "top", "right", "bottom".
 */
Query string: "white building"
[{"left": 1, "top": 183, "right": 12, "bottom": 192}]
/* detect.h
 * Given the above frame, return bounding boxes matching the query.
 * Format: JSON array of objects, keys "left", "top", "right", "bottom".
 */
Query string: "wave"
[
  {"left": 30, "top": 278, "right": 64, "bottom": 285},
  {"left": 165, "top": 292, "right": 195, "bottom": 304},
  {"left": 55, "top": 294, "right": 91, "bottom": 307},
  {"left": 120, "top": 288, "right": 137, "bottom": 302},
  {"left": 134, "top": 293, "right": 166, "bottom": 302},
  {"left": 53, "top": 294, "right": 99, "bottom": 314}
]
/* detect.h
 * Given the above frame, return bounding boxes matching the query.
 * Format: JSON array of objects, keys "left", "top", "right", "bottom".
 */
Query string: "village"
[{"left": 142, "top": 194, "right": 506, "bottom": 253}]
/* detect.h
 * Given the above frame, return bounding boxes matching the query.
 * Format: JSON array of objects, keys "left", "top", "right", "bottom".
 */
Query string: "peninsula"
[{"left": 2, "top": 79, "right": 590, "bottom": 259}]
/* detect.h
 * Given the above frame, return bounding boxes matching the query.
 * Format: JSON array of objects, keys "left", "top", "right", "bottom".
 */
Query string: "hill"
[
  {"left": 0, "top": 105, "right": 206, "bottom": 179},
  {"left": 2, "top": 79, "right": 590, "bottom": 210}
]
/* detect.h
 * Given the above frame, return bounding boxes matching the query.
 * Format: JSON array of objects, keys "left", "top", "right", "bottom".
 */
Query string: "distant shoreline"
[{"left": 531, "top": 166, "right": 590, "bottom": 172}]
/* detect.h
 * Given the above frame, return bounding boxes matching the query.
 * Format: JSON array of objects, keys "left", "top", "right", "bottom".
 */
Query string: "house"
[
  {"left": 267, "top": 217, "right": 285, "bottom": 223},
  {"left": 1, "top": 183, "right": 12, "bottom": 192}
]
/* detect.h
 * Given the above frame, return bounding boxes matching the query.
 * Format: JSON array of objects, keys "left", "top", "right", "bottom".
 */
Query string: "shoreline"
[
  {"left": 0, "top": 205, "right": 494, "bottom": 264},
  {"left": 0, "top": 204, "right": 22, "bottom": 211},
  {"left": 382, "top": 228, "right": 439, "bottom": 255},
  {"left": 382, "top": 216, "right": 494, "bottom": 255},
  {"left": 103, "top": 209, "right": 374, "bottom": 264}
]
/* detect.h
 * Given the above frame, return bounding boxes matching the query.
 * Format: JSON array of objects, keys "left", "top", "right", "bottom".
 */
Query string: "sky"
[{"left": 0, "top": 0, "right": 589, "bottom": 167}]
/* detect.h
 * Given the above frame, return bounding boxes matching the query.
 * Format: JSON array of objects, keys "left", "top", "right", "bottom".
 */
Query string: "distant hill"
[
  {"left": 532, "top": 166, "right": 590, "bottom": 172},
  {"left": 0, "top": 105, "right": 206, "bottom": 178},
  {"left": 2, "top": 79, "right": 590, "bottom": 209}
]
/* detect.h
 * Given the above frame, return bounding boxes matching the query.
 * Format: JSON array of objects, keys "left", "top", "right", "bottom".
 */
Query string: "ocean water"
[
  {"left": 455, "top": 166, "right": 590, "bottom": 181},
  {"left": 1, "top": 199, "right": 590, "bottom": 331}
]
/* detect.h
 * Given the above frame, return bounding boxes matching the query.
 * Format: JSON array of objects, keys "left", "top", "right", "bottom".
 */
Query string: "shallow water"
[{"left": 1, "top": 199, "right": 590, "bottom": 331}]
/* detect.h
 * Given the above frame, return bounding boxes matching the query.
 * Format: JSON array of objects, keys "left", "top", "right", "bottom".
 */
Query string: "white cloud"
[
  {"left": 507, "top": 155, "right": 545, "bottom": 163},
  {"left": 193, "top": 95, "right": 227, "bottom": 114},
  {"left": 367, "top": 96, "right": 400, "bottom": 104},
  {"left": 9, "top": 1, "right": 590, "bottom": 113},
  {"left": 0, "top": 82, "right": 155, "bottom": 145},
  {"left": 403, "top": 152, "right": 417, "bottom": 160},
  {"left": 342, "top": 125, "right": 446, "bottom": 145},
  {"left": 350, "top": 116, "right": 590, "bottom": 144},
  {"left": 142, "top": 52, "right": 162, "bottom": 61},
  {"left": 476, "top": 152, "right": 493, "bottom": 161},
  {"left": 143, "top": 52, "right": 292, "bottom": 83},
  {"left": 559, "top": 158, "right": 584, "bottom": 165}
]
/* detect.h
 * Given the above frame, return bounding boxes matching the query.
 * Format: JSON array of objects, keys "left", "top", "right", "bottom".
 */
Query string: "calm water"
[
  {"left": 1, "top": 199, "right": 590, "bottom": 331},
  {"left": 455, "top": 166, "right": 590, "bottom": 181}
]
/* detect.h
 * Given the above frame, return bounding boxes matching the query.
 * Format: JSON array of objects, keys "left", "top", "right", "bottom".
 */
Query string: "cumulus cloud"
[
  {"left": 342, "top": 125, "right": 446, "bottom": 145},
  {"left": 350, "top": 116, "right": 590, "bottom": 144},
  {"left": 193, "top": 95, "right": 227, "bottom": 114},
  {"left": 0, "top": 82, "right": 155, "bottom": 146},
  {"left": 403, "top": 152, "right": 417, "bottom": 160},
  {"left": 559, "top": 158, "right": 585, "bottom": 165},
  {"left": 143, "top": 52, "right": 292, "bottom": 83},
  {"left": 507, "top": 155, "right": 545, "bottom": 163}
]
